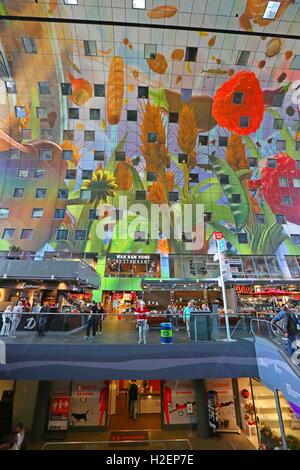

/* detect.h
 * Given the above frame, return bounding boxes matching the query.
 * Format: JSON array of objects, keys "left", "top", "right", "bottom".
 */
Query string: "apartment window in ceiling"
[
  {"left": 127, "top": 110, "right": 137, "bottom": 121},
  {"left": 189, "top": 174, "right": 199, "bottom": 183},
  {"left": 232, "top": 92, "right": 244, "bottom": 104},
  {"left": 185, "top": 47, "right": 198, "bottom": 62},
  {"left": 279, "top": 177, "right": 289, "bottom": 187},
  {"left": 40, "top": 150, "right": 52, "bottom": 160},
  {"left": 169, "top": 192, "right": 179, "bottom": 201},
  {"left": 37, "top": 107, "right": 48, "bottom": 119},
  {"left": 297, "top": 160, "right": 300, "bottom": 170},
  {"left": 132, "top": 0, "right": 146, "bottom": 9},
  {"left": 69, "top": 108, "right": 79, "bottom": 119},
  {"left": 115, "top": 152, "right": 126, "bottom": 162},
  {"left": 256, "top": 214, "right": 265, "bottom": 224},
  {"left": 94, "top": 84, "right": 105, "bottom": 97},
  {"left": 32, "top": 208, "right": 43, "bottom": 218},
  {"left": 238, "top": 233, "right": 248, "bottom": 244},
  {"left": 219, "top": 136, "right": 228, "bottom": 147},
  {"left": 220, "top": 175, "right": 229, "bottom": 185},
  {"left": 39, "top": 82, "right": 51, "bottom": 95},
  {"left": 56, "top": 229, "right": 68, "bottom": 241},
  {"left": 63, "top": 130, "right": 74, "bottom": 141},
  {"left": 22, "top": 37, "right": 37, "bottom": 54},
  {"left": 20, "top": 229, "right": 33, "bottom": 240},
  {"left": 178, "top": 154, "right": 188, "bottom": 164},
  {"left": 61, "top": 83, "right": 72, "bottom": 96},
  {"left": 90, "top": 109, "right": 100, "bottom": 120},
  {"left": 277, "top": 139, "right": 286, "bottom": 151},
  {"left": 2, "top": 228, "right": 15, "bottom": 240},
  {"left": 240, "top": 116, "right": 249, "bottom": 128},
  {"left": 89, "top": 209, "right": 98, "bottom": 220},
  {"left": 36, "top": 188, "right": 47, "bottom": 199},
  {"left": 134, "top": 231, "right": 146, "bottom": 241},
  {"left": 10, "top": 149, "right": 20, "bottom": 160},
  {"left": 268, "top": 158, "right": 277, "bottom": 168},
  {"left": 148, "top": 133, "right": 157, "bottom": 143},
  {"left": 147, "top": 172, "right": 157, "bottom": 182},
  {"left": 263, "top": 1, "right": 281, "bottom": 19},
  {"left": 58, "top": 189, "right": 69, "bottom": 199},
  {"left": 83, "top": 40, "right": 97, "bottom": 56},
  {"left": 63, "top": 150, "right": 73, "bottom": 161},
  {"left": 293, "top": 121, "right": 300, "bottom": 131},
  {"left": 138, "top": 86, "right": 148, "bottom": 99},
  {"left": 236, "top": 51, "right": 250, "bottom": 66},
  {"left": 296, "top": 141, "right": 300, "bottom": 151},
  {"left": 290, "top": 55, "right": 300, "bottom": 70},
  {"left": 82, "top": 170, "right": 93, "bottom": 180},
  {"left": 75, "top": 230, "right": 86, "bottom": 241},
  {"left": 144, "top": 44, "right": 157, "bottom": 59},
  {"left": 272, "top": 93, "right": 285, "bottom": 107},
  {"left": 0, "top": 208, "right": 9, "bottom": 218},
  {"left": 66, "top": 170, "right": 76, "bottom": 180},
  {"left": 64, "top": 0, "right": 78, "bottom": 4},
  {"left": 33, "top": 169, "right": 44, "bottom": 179},
  {"left": 181, "top": 88, "right": 192, "bottom": 101},
  {"left": 293, "top": 178, "right": 300, "bottom": 188},
  {"left": 169, "top": 112, "right": 179, "bottom": 123},
  {"left": 55, "top": 209, "right": 66, "bottom": 219},
  {"left": 5, "top": 81, "right": 16, "bottom": 94},
  {"left": 94, "top": 151, "right": 105, "bottom": 161},
  {"left": 291, "top": 234, "right": 300, "bottom": 244},
  {"left": 204, "top": 212, "right": 212, "bottom": 223},
  {"left": 136, "top": 191, "right": 146, "bottom": 200},
  {"left": 15, "top": 106, "right": 26, "bottom": 118},
  {"left": 282, "top": 195, "right": 292, "bottom": 206},
  {"left": 17, "top": 169, "right": 29, "bottom": 179},
  {"left": 84, "top": 131, "right": 95, "bottom": 141},
  {"left": 273, "top": 118, "right": 283, "bottom": 129},
  {"left": 80, "top": 189, "right": 91, "bottom": 200},
  {"left": 232, "top": 194, "right": 241, "bottom": 203},
  {"left": 199, "top": 135, "right": 208, "bottom": 146},
  {"left": 13, "top": 188, "right": 24, "bottom": 198},
  {"left": 276, "top": 214, "right": 286, "bottom": 224}
]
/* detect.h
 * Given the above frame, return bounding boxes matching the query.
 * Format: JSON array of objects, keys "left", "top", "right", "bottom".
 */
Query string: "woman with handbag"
[{"left": 1, "top": 305, "right": 12, "bottom": 337}]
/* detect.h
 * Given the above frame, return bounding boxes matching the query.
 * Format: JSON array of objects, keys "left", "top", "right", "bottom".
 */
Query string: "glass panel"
[
  {"left": 253, "top": 257, "right": 269, "bottom": 277},
  {"left": 242, "top": 256, "right": 257, "bottom": 278},
  {"left": 279, "top": 392, "right": 300, "bottom": 449},
  {"left": 285, "top": 256, "right": 300, "bottom": 278},
  {"left": 265, "top": 256, "right": 281, "bottom": 277}
]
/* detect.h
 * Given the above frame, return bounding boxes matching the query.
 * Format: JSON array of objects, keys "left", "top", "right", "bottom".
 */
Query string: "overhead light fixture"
[
  {"left": 132, "top": 0, "right": 146, "bottom": 9},
  {"left": 263, "top": 1, "right": 281, "bottom": 19},
  {"left": 64, "top": 0, "right": 78, "bottom": 5}
]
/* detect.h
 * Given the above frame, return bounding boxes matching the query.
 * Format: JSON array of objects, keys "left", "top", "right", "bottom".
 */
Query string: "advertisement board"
[
  {"left": 69, "top": 382, "right": 107, "bottom": 427},
  {"left": 206, "top": 379, "right": 239, "bottom": 432},
  {"left": 48, "top": 392, "right": 70, "bottom": 431},
  {"left": 163, "top": 380, "right": 197, "bottom": 425}
]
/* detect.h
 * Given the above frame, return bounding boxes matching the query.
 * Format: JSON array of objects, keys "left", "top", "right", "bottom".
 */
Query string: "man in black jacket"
[
  {"left": 128, "top": 380, "right": 139, "bottom": 420},
  {"left": 84, "top": 303, "right": 97, "bottom": 340},
  {"left": 284, "top": 308, "right": 300, "bottom": 356}
]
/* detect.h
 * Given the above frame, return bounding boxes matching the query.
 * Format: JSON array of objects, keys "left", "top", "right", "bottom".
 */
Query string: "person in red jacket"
[{"left": 134, "top": 300, "right": 150, "bottom": 344}]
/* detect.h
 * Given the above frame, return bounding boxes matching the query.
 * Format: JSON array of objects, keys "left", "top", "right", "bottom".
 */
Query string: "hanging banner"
[
  {"left": 69, "top": 382, "right": 107, "bottom": 427},
  {"left": 48, "top": 392, "right": 70, "bottom": 431},
  {"left": 163, "top": 380, "right": 197, "bottom": 425},
  {"left": 206, "top": 379, "right": 239, "bottom": 432}
]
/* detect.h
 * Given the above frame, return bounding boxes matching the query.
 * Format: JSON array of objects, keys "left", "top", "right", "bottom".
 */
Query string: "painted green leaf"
[
  {"left": 243, "top": 136, "right": 262, "bottom": 160},
  {"left": 209, "top": 222, "right": 241, "bottom": 251},
  {"left": 209, "top": 156, "right": 250, "bottom": 231},
  {"left": 105, "top": 133, "right": 128, "bottom": 174},
  {"left": 123, "top": 162, "right": 145, "bottom": 191},
  {"left": 268, "top": 109, "right": 299, "bottom": 159},
  {"left": 149, "top": 88, "right": 169, "bottom": 111}
]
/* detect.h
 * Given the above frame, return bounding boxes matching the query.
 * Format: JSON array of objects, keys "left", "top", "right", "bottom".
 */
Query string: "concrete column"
[
  {"left": 196, "top": 379, "right": 210, "bottom": 439},
  {"left": 12, "top": 381, "right": 39, "bottom": 432},
  {"left": 31, "top": 381, "right": 51, "bottom": 443}
]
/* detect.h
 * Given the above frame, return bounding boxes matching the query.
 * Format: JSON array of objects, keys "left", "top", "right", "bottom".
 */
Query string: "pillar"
[
  {"left": 196, "top": 379, "right": 210, "bottom": 439},
  {"left": 31, "top": 381, "right": 51, "bottom": 443},
  {"left": 12, "top": 381, "right": 39, "bottom": 431}
]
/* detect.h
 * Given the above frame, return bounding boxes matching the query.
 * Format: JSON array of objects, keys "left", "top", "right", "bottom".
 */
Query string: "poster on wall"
[
  {"left": 69, "top": 382, "right": 107, "bottom": 427},
  {"left": 48, "top": 392, "right": 70, "bottom": 431},
  {"left": 206, "top": 379, "right": 239, "bottom": 432},
  {"left": 163, "top": 380, "right": 197, "bottom": 425}
]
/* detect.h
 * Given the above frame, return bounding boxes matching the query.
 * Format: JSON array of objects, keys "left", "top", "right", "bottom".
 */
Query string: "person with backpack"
[
  {"left": 272, "top": 306, "right": 300, "bottom": 356},
  {"left": 128, "top": 380, "right": 139, "bottom": 420}
]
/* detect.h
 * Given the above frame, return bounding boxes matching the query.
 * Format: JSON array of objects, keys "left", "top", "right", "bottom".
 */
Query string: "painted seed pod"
[
  {"left": 265, "top": 38, "right": 282, "bottom": 57},
  {"left": 147, "top": 5, "right": 177, "bottom": 19}
]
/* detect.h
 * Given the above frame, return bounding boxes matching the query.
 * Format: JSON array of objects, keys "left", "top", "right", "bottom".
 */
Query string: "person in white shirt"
[
  {"left": 9, "top": 301, "right": 23, "bottom": 338},
  {"left": 10, "top": 423, "right": 25, "bottom": 450},
  {"left": 1, "top": 305, "right": 12, "bottom": 336}
]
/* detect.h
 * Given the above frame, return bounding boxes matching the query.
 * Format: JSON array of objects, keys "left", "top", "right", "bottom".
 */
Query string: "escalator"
[{"left": 250, "top": 319, "right": 300, "bottom": 408}]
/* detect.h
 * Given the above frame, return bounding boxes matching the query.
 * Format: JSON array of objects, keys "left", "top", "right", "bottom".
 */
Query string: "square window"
[
  {"left": 232, "top": 194, "right": 241, "bottom": 203},
  {"left": 83, "top": 40, "right": 97, "bottom": 56},
  {"left": 256, "top": 214, "right": 265, "bottom": 224},
  {"left": 273, "top": 118, "right": 283, "bottom": 129},
  {"left": 272, "top": 93, "right": 285, "bottom": 107},
  {"left": 169, "top": 112, "right": 179, "bottom": 123},
  {"left": 32, "top": 208, "right": 43, "bottom": 218},
  {"left": 55, "top": 209, "right": 66, "bottom": 219},
  {"left": 0, "top": 208, "right": 9, "bottom": 218},
  {"left": 15, "top": 106, "right": 26, "bottom": 118},
  {"left": 56, "top": 230, "right": 68, "bottom": 241},
  {"left": 69, "top": 108, "right": 79, "bottom": 119},
  {"left": 147, "top": 172, "right": 157, "bottom": 182},
  {"left": 136, "top": 191, "right": 146, "bottom": 200},
  {"left": 240, "top": 116, "right": 249, "bottom": 128},
  {"left": 40, "top": 149, "right": 52, "bottom": 160},
  {"left": 238, "top": 233, "right": 248, "bottom": 244},
  {"left": 94, "top": 151, "right": 105, "bottom": 161},
  {"left": 94, "top": 84, "right": 105, "bottom": 97},
  {"left": 236, "top": 51, "right": 250, "bottom": 66},
  {"left": 63, "top": 150, "right": 73, "bottom": 160},
  {"left": 17, "top": 169, "right": 29, "bottom": 179},
  {"left": 279, "top": 177, "right": 289, "bottom": 187},
  {"left": 66, "top": 169, "right": 76, "bottom": 179},
  {"left": 293, "top": 121, "right": 300, "bottom": 131},
  {"left": 39, "top": 82, "right": 51, "bottom": 95},
  {"left": 82, "top": 170, "right": 93, "bottom": 180},
  {"left": 291, "top": 234, "right": 300, "bottom": 244},
  {"left": 115, "top": 151, "right": 126, "bottom": 162},
  {"left": 33, "top": 169, "right": 44, "bottom": 179},
  {"left": 22, "top": 37, "right": 37, "bottom": 54},
  {"left": 58, "top": 189, "right": 69, "bottom": 199},
  {"left": 134, "top": 231, "right": 146, "bottom": 241},
  {"left": 10, "top": 149, "right": 20, "bottom": 160},
  {"left": 199, "top": 135, "right": 208, "bottom": 145},
  {"left": 297, "top": 161, "right": 300, "bottom": 170},
  {"left": 80, "top": 189, "right": 91, "bottom": 200},
  {"left": 181, "top": 88, "right": 192, "bottom": 101},
  {"left": 178, "top": 154, "right": 188, "bottom": 164},
  {"left": 90, "top": 108, "right": 100, "bottom": 120},
  {"left": 75, "top": 230, "right": 86, "bottom": 241},
  {"left": 219, "top": 136, "right": 228, "bottom": 147},
  {"left": 144, "top": 44, "right": 157, "bottom": 59},
  {"left": 204, "top": 212, "right": 212, "bottom": 223},
  {"left": 64, "top": 0, "right": 78, "bottom": 4},
  {"left": 13, "top": 188, "right": 24, "bottom": 198},
  {"left": 248, "top": 157, "right": 258, "bottom": 167},
  {"left": 263, "top": 1, "right": 281, "bottom": 19},
  {"left": 293, "top": 178, "right": 300, "bottom": 188},
  {"left": 132, "top": 0, "right": 145, "bottom": 9},
  {"left": 2, "top": 228, "right": 15, "bottom": 240},
  {"left": 61, "top": 83, "right": 72, "bottom": 95},
  {"left": 296, "top": 141, "right": 300, "bottom": 151},
  {"left": 277, "top": 139, "right": 286, "bottom": 151},
  {"left": 63, "top": 130, "right": 74, "bottom": 141},
  {"left": 89, "top": 209, "right": 98, "bottom": 220},
  {"left": 290, "top": 55, "right": 300, "bottom": 70},
  {"left": 220, "top": 175, "right": 229, "bottom": 184},
  {"left": 84, "top": 131, "right": 95, "bottom": 141},
  {"left": 20, "top": 229, "right": 33, "bottom": 240},
  {"left": 22, "top": 129, "right": 32, "bottom": 140},
  {"left": 268, "top": 158, "right": 277, "bottom": 168},
  {"left": 185, "top": 47, "right": 198, "bottom": 62},
  {"left": 168, "top": 192, "right": 179, "bottom": 201},
  {"left": 276, "top": 214, "right": 286, "bottom": 224},
  {"left": 138, "top": 86, "right": 148, "bottom": 99},
  {"left": 127, "top": 110, "right": 137, "bottom": 121},
  {"left": 37, "top": 107, "right": 48, "bottom": 119},
  {"left": 148, "top": 132, "right": 157, "bottom": 143},
  {"left": 189, "top": 173, "right": 199, "bottom": 183},
  {"left": 232, "top": 92, "right": 244, "bottom": 104},
  {"left": 282, "top": 196, "right": 292, "bottom": 206},
  {"left": 36, "top": 188, "right": 47, "bottom": 199},
  {"left": 5, "top": 80, "right": 16, "bottom": 94}
]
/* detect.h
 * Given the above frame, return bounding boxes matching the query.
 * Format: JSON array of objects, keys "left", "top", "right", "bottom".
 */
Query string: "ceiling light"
[
  {"left": 133, "top": 0, "right": 146, "bottom": 9},
  {"left": 263, "top": 1, "right": 281, "bottom": 19},
  {"left": 64, "top": 0, "right": 78, "bottom": 5}
]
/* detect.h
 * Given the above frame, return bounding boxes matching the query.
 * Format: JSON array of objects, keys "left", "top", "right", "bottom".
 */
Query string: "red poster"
[{"left": 48, "top": 393, "right": 70, "bottom": 431}]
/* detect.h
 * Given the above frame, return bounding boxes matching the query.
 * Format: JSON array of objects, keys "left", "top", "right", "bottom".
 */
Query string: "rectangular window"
[
  {"left": 61, "top": 83, "right": 72, "bottom": 96},
  {"left": 66, "top": 170, "right": 76, "bottom": 180},
  {"left": 2, "top": 228, "right": 15, "bottom": 240},
  {"left": 74, "top": 230, "right": 86, "bottom": 241},
  {"left": 185, "top": 47, "right": 198, "bottom": 62},
  {"left": 39, "top": 82, "right": 51, "bottom": 95},
  {"left": 268, "top": 158, "right": 277, "bottom": 168},
  {"left": 232, "top": 194, "right": 241, "bottom": 203},
  {"left": 84, "top": 131, "right": 95, "bottom": 141},
  {"left": 297, "top": 161, "right": 300, "bottom": 170},
  {"left": 63, "top": 150, "right": 73, "bottom": 161},
  {"left": 33, "top": 169, "right": 44, "bottom": 179},
  {"left": 138, "top": 86, "right": 148, "bottom": 99},
  {"left": 282, "top": 196, "right": 292, "bottom": 206},
  {"left": 82, "top": 170, "right": 93, "bottom": 180},
  {"left": 204, "top": 212, "right": 212, "bottom": 223},
  {"left": 293, "top": 121, "right": 300, "bottom": 131},
  {"left": 291, "top": 234, "right": 300, "bottom": 244},
  {"left": 94, "top": 151, "right": 105, "bottom": 161},
  {"left": 69, "top": 108, "right": 79, "bottom": 119},
  {"left": 220, "top": 175, "right": 229, "bottom": 184},
  {"left": 13, "top": 188, "right": 24, "bottom": 198},
  {"left": 55, "top": 209, "right": 66, "bottom": 219},
  {"left": 5, "top": 80, "right": 16, "bottom": 94},
  {"left": 32, "top": 208, "right": 43, "bottom": 218},
  {"left": 178, "top": 154, "right": 188, "bottom": 164},
  {"left": 272, "top": 93, "right": 285, "bottom": 107},
  {"left": 94, "top": 84, "right": 105, "bottom": 97},
  {"left": 37, "top": 107, "right": 47, "bottom": 119},
  {"left": 89, "top": 209, "right": 98, "bottom": 220},
  {"left": 147, "top": 132, "right": 157, "bottom": 143},
  {"left": 147, "top": 172, "right": 157, "bottom": 182},
  {"left": 10, "top": 149, "right": 20, "bottom": 160},
  {"left": 238, "top": 233, "right": 248, "bottom": 244},
  {"left": 36, "top": 188, "right": 47, "bottom": 199},
  {"left": 169, "top": 192, "right": 179, "bottom": 201},
  {"left": 293, "top": 178, "right": 300, "bottom": 188},
  {"left": 240, "top": 116, "right": 249, "bottom": 128},
  {"left": 296, "top": 141, "right": 300, "bottom": 151},
  {"left": 22, "top": 129, "right": 32, "bottom": 140},
  {"left": 219, "top": 136, "right": 228, "bottom": 147},
  {"left": 83, "top": 40, "right": 97, "bottom": 56},
  {"left": 90, "top": 108, "right": 100, "bottom": 120},
  {"left": 181, "top": 88, "right": 192, "bottom": 101},
  {"left": 15, "top": 106, "right": 26, "bottom": 118},
  {"left": 22, "top": 37, "right": 37, "bottom": 54},
  {"left": 63, "top": 130, "right": 74, "bottom": 141},
  {"left": 0, "top": 208, "right": 9, "bottom": 218},
  {"left": 273, "top": 118, "right": 283, "bottom": 129},
  {"left": 236, "top": 51, "right": 250, "bottom": 66},
  {"left": 40, "top": 150, "right": 52, "bottom": 160},
  {"left": 256, "top": 214, "right": 265, "bottom": 224},
  {"left": 279, "top": 177, "right": 289, "bottom": 187},
  {"left": 80, "top": 189, "right": 91, "bottom": 200},
  {"left": 20, "top": 229, "right": 33, "bottom": 240},
  {"left": 232, "top": 92, "right": 244, "bottom": 104},
  {"left": 277, "top": 139, "right": 286, "bottom": 151},
  {"left": 115, "top": 152, "right": 126, "bottom": 162},
  {"left": 189, "top": 174, "right": 199, "bottom": 183},
  {"left": 263, "top": 1, "right": 281, "bottom": 19},
  {"left": 64, "top": 0, "right": 78, "bottom": 4},
  {"left": 199, "top": 135, "right": 208, "bottom": 145},
  {"left": 127, "top": 110, "right": 137, "bottom": 121},
  {"left": 58, "top": 189, "right": 69, "bottom": 199},
  {"left": 290, "top": 55, "right": 300, "bottom": 70},
  {"left": 132, "top": 0, "right": 145, "bottom": 8},
  {"left": 144, "top": 44, "right": 157, "bottom": 59},
  {"left": 276, "top": 214, "right": 286, "bottom": 224},
  {"left": 248, "top": 157, "right": 258, "bottom": 167},
  {"left": 169, "top": 112, "right": 179, "bottom": 123},
  {"left": 136, "top": 191, "right": 146, "bottom": 200},
  {"left": 17, "top": 169, "right": 29, "bottom": 179},
  {"left": 56, "top": 230, "right": 68, "bottom": 241}
]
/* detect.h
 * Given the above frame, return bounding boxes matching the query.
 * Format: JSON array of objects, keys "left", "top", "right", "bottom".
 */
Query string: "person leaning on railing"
[{"left": 271, "top": 305, "right": 300, "bottom": 357}]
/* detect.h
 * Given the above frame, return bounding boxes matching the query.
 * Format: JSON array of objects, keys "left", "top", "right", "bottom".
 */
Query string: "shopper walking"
[
  {"left": 1, "top": 305, "right": 12, "bottom": 337},
  {"left": 37, "top": 302, "right": 48, "bottom": 336},
  {"left": 128, "top": 380, "right": 139, "bottom": 420},
  {"left": 183, "top": 301, "right": 194, "bottom": 339},
  {"left": 272, "top": 306, "right": 300, "bottom": 356},
  {"left": 166, "top": 304, "right": 174, "bottom": 328},
  {"left": 84, "top": 303, "right": 97, "bottom": 340},
  {"left": 96, "top": 303, "right": 105, "bottom": 336},
  {"left": 9, "top": 301, "right": 23, "bottom": 338},
  {"left": 134, "top": 300, "right": 150, "bottom": 344}
]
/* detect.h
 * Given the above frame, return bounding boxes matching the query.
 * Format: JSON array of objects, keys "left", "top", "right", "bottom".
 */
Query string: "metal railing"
[{"left": 41, "top": 438, "right": 192, "bottom": 450}]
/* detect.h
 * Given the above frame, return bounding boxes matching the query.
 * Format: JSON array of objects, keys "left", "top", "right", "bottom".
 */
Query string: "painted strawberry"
[
  {"left": 212, "top": 71, "right": 264, "bottom": 135},
  {"left": 261, "top": 153, "right": 300, "bottom": 225}
]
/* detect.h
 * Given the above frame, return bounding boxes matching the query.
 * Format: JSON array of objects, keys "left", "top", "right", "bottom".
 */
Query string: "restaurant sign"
[{"left": 235, "top": 285, "right": 254, "bottom": 295}]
